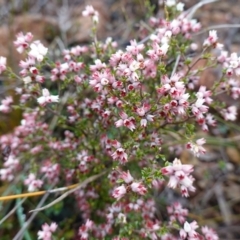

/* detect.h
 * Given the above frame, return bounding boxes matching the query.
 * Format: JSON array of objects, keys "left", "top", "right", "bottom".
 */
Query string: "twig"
[
  {"left": 185, "top": 0, "right": 219, "bottom": 19},
  {"left": 13, "top": 191, "right": 51, "bottom": 240},
  {"left": 0, "top": 182, "right": 79, "bottom": 201},
  {"left": 16, "top": 196, "right": 31, "bottom": 240},
  {"left": 194, "top": 24, "right": 240, "bottom": 35},
  {"left": 171, "top": 54, "right": 180, "bottom": 78},
  {"left": 29, "top": 171, "right": 106, "bottom": 213},
  {"left": 55, "top": 36, "right": 66, "bottom": 52},
  {"left": 214, "top": 183, "right": 232, "bottom": 226},
  {"left": 0, "top": 198, "right": 26, "bottom": 225}
]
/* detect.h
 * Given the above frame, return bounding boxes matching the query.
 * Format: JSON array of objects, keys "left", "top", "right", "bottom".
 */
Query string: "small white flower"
[
  {"left": 209, "top": 30, "right": 218, "bottom": 42},
  {"left": 129, "top": 60, "right": 140, "bottom": 72},
  {"left": 82, "top": 5, "right": 96, "bottom": 16},
  {"left": 165, "top": 0, "right": 176, "bottom": 7},
  {"left": 23, "top": 76, "right": 32, "bottom": 84},
  {"left": 176, "top": 2, "right": 184, "bottom": 11},
  {"left": 29, "top": 41, "right": 48, "bottom": 62},
  {"left": 190, "top": 43, "right": 198, "bottom": 51},
  {"left": 184, "top": 221, "right": 191, "bottom": 232},
  {"left": 101, "top": 78, "right": 109, "bottom": 85},
  {"left": 186, "top": 138, "right": 206, "bottom": 157},
  {"left": 92, "top": 15, "right": 99, "bottom": 24},
  {"left": 203, "top": 30, "right": 218, "bottom": 46},
  {"left": 0, "top": 56, "right": 6, "bottom": 74},
  {"left": 117, "top": 213, "right": 127, "bottom": 223},
  {"left": 37, "top": 88, "right": 59, "bottom": 106},
  {"left": 221, "top": 106, "right": 237, "bottom": 121},
  {"left": 160, "top": 43, "right": 169, "bottom": 55}
]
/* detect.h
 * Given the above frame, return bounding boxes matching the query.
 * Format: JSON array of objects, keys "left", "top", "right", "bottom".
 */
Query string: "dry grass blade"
[
  {"left": 29, "top": 171, "right": 107, "bottom": 213},
  {"left": 194, "top": 24, "right": 240, "bottom": 35},
  {"left": 13, "top": 191, "right": 51, "bottom": 240},
  {"left": 171, "top": 54, "right": 181, "bottom": 78},
  {"left": 185, "top": 0, "right": 219, "bottom": 19},
  {"left": 0, "top": 190, "right": 46, "bottom": 201},
  {"left": 0, "top": 198, "right": 26, "bottom": 225},
  {"left": 0, "top": 183, "right": 79, "bottom": 201},
  {"left": 214, "top": 183, "right": 232, "bottom": 226}
]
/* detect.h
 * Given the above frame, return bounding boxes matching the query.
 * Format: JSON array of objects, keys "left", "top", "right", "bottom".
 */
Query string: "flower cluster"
[
  {"left": 24, "top": 173, "right": 43, "bottom": 192},
  {"left": 37, "top": 222, "right": 57, "bottom": 240},
  {"left": 161, "top": 158, "right": 195, "bottom": 197},
  {"left": 78, "top": 219, "right": 94, "bottom": 240},
  {"left": 0, "top": 154, "right": 19, "bottom": 181},
  {"left": 112, "top": 170, "right": 147, "bottom": 200},
  {"left": 0, "top": 56, "right": 6, "bottom": 74},
  {"left": 37, "top": 88, "right": 59, "bottom": 106},
  {"left": 186, "top": 138, "right": 206, "bottom": 157},
  {"left": 180, "top": 221, "right": 200, "bottom": 240},
  {"left": 82, "top": 5, "right": 99, "bottom": 23},
  {"left": 167, "top": 202, "right": 188, "bottom": 224},
  {"left": 201, "top": 226, "right": 219, "bottom": 240},
  {"left": 0, "top": 96, "right": 13, "bottom": 113},
  {"left": 1, "top": 1, "right": 235, "bottom": 239}
]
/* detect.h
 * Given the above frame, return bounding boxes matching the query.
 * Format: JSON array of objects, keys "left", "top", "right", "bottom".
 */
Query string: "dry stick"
[
  {"left": 171, "top": 54, "right": 181, "bottom": 78},
  {"left": 29, "top": 171, "right": 106, "bottom": 213},
  {"left": 214, "top": 183, "right": 232, "bottom": 226},
  {"left": 185, "top": 0, "right": 219, "bottom": 19},
  {"left": 194, "top": 24, "right": 240, "bottom": 35},
  {"left": 0, "top": 183, "right": 79, "bottom": 201},
  {"left": 13, "top": 191, "right": 51, "bottom": 240},
  {"left": 55, "top": 37, "right": 66, "bottom": 52},
  {"left": 0, "top": 198, "right": 26, "bottom": 225}
]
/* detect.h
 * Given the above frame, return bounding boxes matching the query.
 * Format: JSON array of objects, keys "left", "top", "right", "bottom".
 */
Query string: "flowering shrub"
[{"left": 0, "top": 0, "right": 238, "bottom": 239}]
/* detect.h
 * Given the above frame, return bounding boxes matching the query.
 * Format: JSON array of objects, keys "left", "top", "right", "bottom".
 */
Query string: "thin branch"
[
  {"left": 214, "top": 183, "right": 232, "bottom": 226},
  {"left": 55, "top": 36, "right": 66, "bottom": 52},
  {"left": 16, "top": 197, "right": 31, "bottom": 240},
  {"left": 29, "top": 171, "right": 107, "bottom": 213},
  {"left": 13, "top": 191, "right": 51, "bottom": 240},
  {"left": 0, "top": 182, "right": 79, "bottom": 201},
  {"left": 194, "top": 24, "right": 240, "bottom": 35},
  {"left": 171, "top": 54, "right": 181, "bottom": 78},
  {"left": 185, "top": 0, "right": 219, "bottom": 19},
  {"left": 0, "top": 198, "right": 26, "bottom": 225}
]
